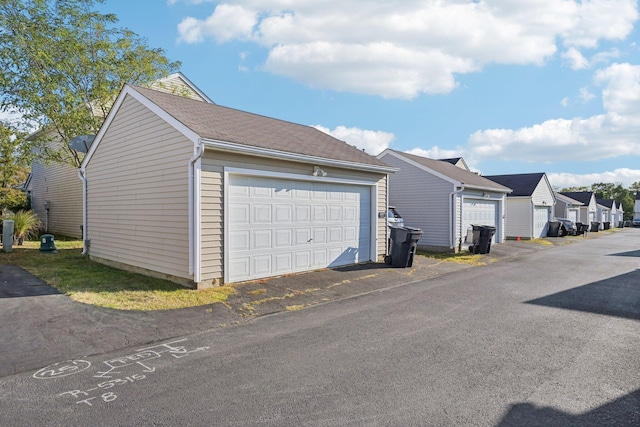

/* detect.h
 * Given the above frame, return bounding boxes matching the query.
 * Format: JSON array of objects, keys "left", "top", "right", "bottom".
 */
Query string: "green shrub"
[{"left": 8, "top": 209, "right": 40, "bottom": 245}]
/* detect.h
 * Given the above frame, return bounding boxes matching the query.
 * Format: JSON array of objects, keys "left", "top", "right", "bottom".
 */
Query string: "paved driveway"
[{"left": 0, "top": 229, "right": 638, "bottom": 425}]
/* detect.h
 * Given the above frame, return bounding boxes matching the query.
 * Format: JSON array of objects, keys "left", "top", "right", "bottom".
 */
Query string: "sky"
[{"left": 90, "top": 1, "right": 640, "bottom": 188}]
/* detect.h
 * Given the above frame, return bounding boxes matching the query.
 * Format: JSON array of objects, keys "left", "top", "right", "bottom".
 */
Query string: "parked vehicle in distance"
[
  {"left": 556, "top": 218, "right": 577, "bottom": 236},
  {"left": 633, "top": 218, "right": 640, "bottom": 227},
  {"left": 388, "top": 206, "right": 404, "bottom": 228}
]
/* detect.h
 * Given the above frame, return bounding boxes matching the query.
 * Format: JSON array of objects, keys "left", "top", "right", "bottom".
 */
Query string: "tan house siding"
[
  {"left": 86, "top": 94, "right": 193, "bottom": 281},
  {"left": 199, "top": 149, "right": 388, "bottom": 283},
  {"left": 376, "top": 174, "right": 387, "bottom": 258},
  {"left": 149, "top": 75, "right": 210, "bottom": 103},
  {"left": 29, "top": 140, "right": 84, "bottom": 238}
]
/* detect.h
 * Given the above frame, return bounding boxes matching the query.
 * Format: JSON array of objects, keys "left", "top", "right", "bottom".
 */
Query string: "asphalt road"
[{"left": 1, "top": 230, "right": 639, "bottom": 426}]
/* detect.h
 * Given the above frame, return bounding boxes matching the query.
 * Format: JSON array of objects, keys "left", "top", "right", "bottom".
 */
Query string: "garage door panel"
[
  {"left": 227, "top": 175, "right": 371, "bottom": 282},
  {"left": 274, "top": 204, "right": 292, "bottom": 222},
  {"left": 229, "top": 230, "right": 250, "bottom": 251},
  {"left": 275, "top": 229, "right": 292, "bottom": 247},
  {"left": 295, "top": 205, "right": 311, "bottom": 222},
  {"left": 230, "top": 204, "right": 250, "bottom": 223},
  {"left": 313, "top": 227, "right": 327, "bottom": 243},
  {"left": 329, "top": 206, "right": 342, "bottom": 221},
  {"left": 274, "top": 253, "right": 292, "bottom": 273},
  {"left": 295, "top": 228, "right": 311, "bottom": 245},
  {"left": 253, "top": 255, "right": 271, "bottom": 276},
  {"left": 253, "top": 204, "right": 271, "bottom": 223}
]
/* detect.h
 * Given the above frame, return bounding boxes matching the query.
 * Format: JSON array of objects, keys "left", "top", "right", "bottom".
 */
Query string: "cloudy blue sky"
[{"left": 99, "top": 0, "right": 640, "bottom": 188}]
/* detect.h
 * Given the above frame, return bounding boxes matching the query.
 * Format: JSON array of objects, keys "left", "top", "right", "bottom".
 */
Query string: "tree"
[
  {"left": 0, "top": 122, "right": 30, "bottom": 212},
  {"left": 0, "top": 0, "right": 180, "bottom": 167}
]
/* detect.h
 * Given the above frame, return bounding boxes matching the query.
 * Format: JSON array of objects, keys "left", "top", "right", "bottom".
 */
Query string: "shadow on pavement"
[
  {"left": 496, "top": 388, "right": 640, "bottom": 426},
  {"left": 525, "top": 270, "right": 640, "bottom": 321},
  {"left": 607, "top": 250, "right": 640, "bottom": 258}
]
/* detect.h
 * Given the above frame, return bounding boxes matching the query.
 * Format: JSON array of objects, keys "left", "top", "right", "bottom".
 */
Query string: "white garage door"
[
  {"left": 227, "top": 175, "right": 371, "bottom": 282},
  {"left": 462, "top": 199, "right": 498, "bottom": 243},
  {"left": 568, "top": 208, "right": 579, "bottom": 223},
  {"left": 534, "top": 206, "right": 551, "bottom": 237}
]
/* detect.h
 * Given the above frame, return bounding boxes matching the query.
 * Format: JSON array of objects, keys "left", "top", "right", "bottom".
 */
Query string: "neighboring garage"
[
  {"left": 485, "top": 173, "right": 556, "bottom": 240},
  {"left": 227, "top": 174, "right": 372, "bottom": 283},
  {"left": 462, "top": 199, "right": 498, "bottom": 243},
  {"left": 377, "top": 149, "right": 511, "bottom": 252},
  {"left": 81, "top": 84, "right": 394, "bottom": 288},
  {"left": 555, "top": 192, "right": 583, "bottom": 225}
]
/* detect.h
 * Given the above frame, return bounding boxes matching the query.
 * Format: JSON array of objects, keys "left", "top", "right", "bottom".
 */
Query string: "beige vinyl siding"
[
  {"left": 382, "top": 154, "right": 453, "bottom": 250},
  {"left": 376, "top": 174, "right": 387, "bottom": 257},
  {"left": 505, "top": 198, "right": 532, "bottom": 239},
  {"left": 149, "top": 75, "right": 208, "bottom": 102},
  {"left": 29, "top": 140, "right": 84, "bottom": 238},
  {"left": 199, "top": 150, "right": 388, "bottom": 283},
  {"left": 86, "top": 94, "right": 193, "bottom": 280}
]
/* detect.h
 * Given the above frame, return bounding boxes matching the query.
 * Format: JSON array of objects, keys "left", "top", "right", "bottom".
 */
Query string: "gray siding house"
[
  {"left": 484, "top": 173, "right": 555, "bottom": 239},
  {"left": 554, "top": 192, "right": 583, "bottom": 223},
  {"left": 377, "top": 149, "right": 511, "bottom": 252},
  {"left": 81, "top": 85, "right": 395, "bottom": 288},
  {"left": 560, "top": 192, "right": 598, "bottom": 227}
]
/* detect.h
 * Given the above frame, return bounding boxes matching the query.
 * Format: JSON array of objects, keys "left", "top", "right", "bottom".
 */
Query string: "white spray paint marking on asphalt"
[{"left": 34, "top": 339, "right": 208, "bottom": 408}]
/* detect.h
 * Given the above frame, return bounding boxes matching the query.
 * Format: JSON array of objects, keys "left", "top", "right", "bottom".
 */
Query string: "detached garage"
[
  {"left": 377, "top": 149, "right": 511, "bottom": 252},
  {"left": 80, "top": 85, "right": 394, "bottom": 288},
  {"left": 485, "top": 173, "right": 555, "bottom": 239}
]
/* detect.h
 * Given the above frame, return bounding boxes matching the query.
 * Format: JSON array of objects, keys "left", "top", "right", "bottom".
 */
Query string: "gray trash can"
[
  {"left": 385, "top": 226, "right": 422, "bottom": 268},
  {"left": 469, "top": 225, "right": 496, "bottom": 254},
  {"left": 603, "top": 221, "right": 610, "bottom": 230},
  {"left": 547, "top": 221, "right": 561, "bottom": 237},
  {"left": 590, "top": 222, "right": 600, "bottom": 232}
]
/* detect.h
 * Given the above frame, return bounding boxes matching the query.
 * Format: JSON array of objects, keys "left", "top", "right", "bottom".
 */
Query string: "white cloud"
[
  {"left": 562, "top": 47, "right": 589, "bottom": 70},
  {"left": 560, "top": 97, "right": 569, "bottom": 107},
  {"left": 548, "top": 169, "right": 640, "bottom": 189},
  {"left": 406, "top": 146, "right": 465, "bottom": 160},
  {"left": 466, "top": 62, "right": 640, "bottom": 164},
  {"left": 562, "top": 47, "right": 621, "bottom": 70},
  {"left": 313, "top": 125, "right": 394, "bottom": 155},
  {"left": 177, "top": 4, "right": 256, "bottom": 44},
  {"left": 176, "top": 0, "right": 638, "bottom": 98},
  {"left": 579, "top": 86, "right": 595, "bottom": 103}
]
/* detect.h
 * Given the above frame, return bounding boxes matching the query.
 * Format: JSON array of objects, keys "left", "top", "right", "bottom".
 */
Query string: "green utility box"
[{"left": 39, "top": 234, "right": 57, "bottom": 253}]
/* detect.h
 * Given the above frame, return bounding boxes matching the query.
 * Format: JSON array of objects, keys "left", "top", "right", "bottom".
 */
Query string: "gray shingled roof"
[
  {"left": 388, "top": 150, "right": 511, "bottom": 192},
  {"left": 131, "top": 85, "right": 390, "bottom": 169},
  {"left": 597, "top": 199, "right": 615, "bottom": 209},
  {"left": 560, "top": 191, "right": 595, "bottom": 205},
  {"left": 484, "top": 173, "right": 547, "bottom": 197}
]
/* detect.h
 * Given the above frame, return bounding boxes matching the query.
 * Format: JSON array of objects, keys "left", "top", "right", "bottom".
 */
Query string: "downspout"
[
  {"left": 449, "top": 186, "right": 465, "bottom": 251},
  {"left": 78, "top": 167, "right": 88, "bottom": 255},
  {"left": 189, "top": 141, "right": 204, "bottom": 284}
]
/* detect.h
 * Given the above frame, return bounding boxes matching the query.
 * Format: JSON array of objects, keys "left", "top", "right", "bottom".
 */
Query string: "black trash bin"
[
  {"left": 576, "top": 222, "right": 588, "bottom": 235},
  {"left": 547, "top": 221, "right": 561, "bottom": 237},
  {"left": 385, "top": 226, "right": 422, "bottom": 268},
  {"left": 603, "top": 221, "right": 610, "bottom": 230},
  {"left": 590, "top": 221, "right": 600, "bottom": 232},
  {"left": 469, "top": 225, "right": 496, "bottom": 254}
]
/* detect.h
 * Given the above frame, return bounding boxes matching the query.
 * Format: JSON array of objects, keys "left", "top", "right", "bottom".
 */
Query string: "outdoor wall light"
[{"left": 313, "top": 166, "right": 327, "bottom": 177}]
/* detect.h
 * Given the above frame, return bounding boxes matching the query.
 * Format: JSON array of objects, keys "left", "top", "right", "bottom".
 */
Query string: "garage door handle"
[{"left": 308, "top": 238, "right": 313, "bottom": 242}]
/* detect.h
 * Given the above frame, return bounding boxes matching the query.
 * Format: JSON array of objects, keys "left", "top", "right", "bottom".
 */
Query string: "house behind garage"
[
  {"left": 81, "top": 85, "right": 394, "bottom": 288},
  {"left": 27, "top": 73, "right": 212, "bottom": 239}
]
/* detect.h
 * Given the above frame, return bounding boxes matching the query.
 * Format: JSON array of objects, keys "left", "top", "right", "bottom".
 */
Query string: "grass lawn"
[
  {"left": 0, "top": 240, "right": 235, "bottom": 311},
  {"left": 417, "top": 250, "right": 494, "bottom": 266}
]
